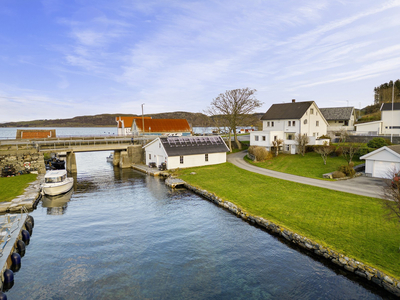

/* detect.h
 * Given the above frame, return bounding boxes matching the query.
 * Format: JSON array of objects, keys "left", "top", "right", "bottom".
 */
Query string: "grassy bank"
[
  {"left": 176, "top": 163, "right": 400, "bottom": 278},
  {"left": 0, "top": 174, "right": 37, "bottom": 202},
  {"left": 245, "top": 152, "right": 363, "bottom": 179}
]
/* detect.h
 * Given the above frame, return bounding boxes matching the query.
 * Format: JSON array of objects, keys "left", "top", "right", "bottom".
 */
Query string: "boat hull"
[{"left": 42, "top": 178, "right": 74, "bottom": 196}]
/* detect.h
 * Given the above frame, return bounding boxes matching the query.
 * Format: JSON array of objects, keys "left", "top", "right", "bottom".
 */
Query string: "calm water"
[{"left": 4, "top": 151, "right": 395, "bottom": 299}]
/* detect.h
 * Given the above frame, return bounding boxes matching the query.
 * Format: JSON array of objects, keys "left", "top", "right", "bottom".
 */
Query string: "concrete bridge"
[{"left": 0, "top": 136, "right": 157, "bottom": 172}]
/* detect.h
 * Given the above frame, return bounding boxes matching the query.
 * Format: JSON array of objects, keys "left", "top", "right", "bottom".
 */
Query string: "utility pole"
[
  {"left": 391, "top": 83, "right": 394, "bottom": 143},
  {"left": 141, "top": 103, "right": 145, "bottom": 136}
]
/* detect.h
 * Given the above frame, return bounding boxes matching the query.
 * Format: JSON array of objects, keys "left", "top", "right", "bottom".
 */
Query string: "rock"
[
  {"left": 384, "top": 275, "right": 394, "bottom": 284},
  {"left": 344, "top": 265, "right": 355, "bottom": 272},
  {"left": 355, "top": 271, "right": 367, "bottom": 278},
  {"left": 190, "top": 172, "right": 196, "bottom": 175}
]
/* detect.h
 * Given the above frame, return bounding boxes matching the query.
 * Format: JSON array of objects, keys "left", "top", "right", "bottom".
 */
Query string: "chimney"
[{"left": 292, "top": 99, "right": 296, "bottom": 103}]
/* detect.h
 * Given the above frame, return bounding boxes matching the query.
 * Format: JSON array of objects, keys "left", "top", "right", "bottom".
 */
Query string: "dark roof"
[
  {"left": 320, "top": 107, "right": 354, "bottom": 121},
  {"left": 381, "top": 103, "right": 400, "bottom": 111},
  {"left": 261, "top": 101, "right": 313, "bottom": 120},
  {"left": 160, "top": 136, "right": 229, "bottom": 156},
  {"left": 388, "top": 145, "right": 400, "bottom": 155}
]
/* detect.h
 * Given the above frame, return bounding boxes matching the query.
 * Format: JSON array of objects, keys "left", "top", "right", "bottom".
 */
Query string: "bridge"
[{"left": 0, "top": 136, "right": 158, "bottom": 172}]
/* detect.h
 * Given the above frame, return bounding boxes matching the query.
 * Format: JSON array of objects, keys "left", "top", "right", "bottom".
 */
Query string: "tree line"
[{"left": 374, "top": 79, "right": 400, "bottom": 104}]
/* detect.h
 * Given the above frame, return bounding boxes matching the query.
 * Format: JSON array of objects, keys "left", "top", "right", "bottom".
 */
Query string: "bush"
[
  {"left": 367, "top": 137, "right": 391, "bottom": 148},
  {"left": 253, "top": 147, "right": 273, "bottom": 161},
  {"left": 332, "top": 171, "right": 346, "bottom": 179},
  {"left": 335, "top": 147, "right": 343, "bottom": 157},
  {"left": 248, "top": 146, "right": 256, "bottom": 156},
  {"left": 337, "top": 165, "right": 355, "bottom": 177}
]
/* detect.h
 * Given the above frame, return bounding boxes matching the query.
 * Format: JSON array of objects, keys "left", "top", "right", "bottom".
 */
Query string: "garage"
[{"left": 360, "top": 145, "right": 400, "bottom": 178}]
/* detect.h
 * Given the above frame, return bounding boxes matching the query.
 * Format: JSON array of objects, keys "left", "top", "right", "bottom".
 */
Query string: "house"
[
  {"left": 355, "top": 103, "right": 400, "bottom": 135},
  {"left": 116, "top": 116, "right": 152, "bottom": 136},
  {"left": 143, "top": 136, "right": 229, "bottom": 169},
  {"left": 320, "top": 107, "right": 356, "bottom": 132},
  {"left": 360, "top": 145, "right": 400, "bottom": 178},
  {"left": 16, "top": 129, "right": 56, "bottom": 139},
  {"left": 132, "top": 119, "right": 192, "bottom": 136},
  {"left": 250, "top": 100, "right": 328, "bottom": 154}
]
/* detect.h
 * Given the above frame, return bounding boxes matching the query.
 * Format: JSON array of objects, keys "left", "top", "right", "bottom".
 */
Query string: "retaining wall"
[
  {"left": 183, "top": 182, "right": 400, "bottom": 297},
  {"left": 0, "top": 150, "right": 46, "bottom": 175}
]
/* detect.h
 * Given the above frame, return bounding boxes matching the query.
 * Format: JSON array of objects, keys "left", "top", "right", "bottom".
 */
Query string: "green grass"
[
  {"left": 245, "top": 152, "right": 363, "bottom": 179},
  {"left": 0, "top": 174, "right": 37, "bottom": 202},
  {"left": 176, "top": 163, "right": 400, "bottom": 278}
]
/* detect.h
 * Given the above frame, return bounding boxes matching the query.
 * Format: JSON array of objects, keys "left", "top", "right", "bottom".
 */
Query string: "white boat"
[
  {"left": 42, "top": 170, "right": 74, "bottom": 196},
  {"left": 106, "top": 153, "right": 114, "bottom": 162}
]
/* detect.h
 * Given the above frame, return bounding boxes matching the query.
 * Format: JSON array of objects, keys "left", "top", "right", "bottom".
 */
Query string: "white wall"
[
  {"left": 299, "top": 104, "right": 327, "bottom": 138},
  {"left": 382, "top": 110, "right": 400, "bottom": 134},
  {"left": 355, "top": 121, "right": 383, "bottom": 134},
  {"left": 144, "top": 139, "right": 167, "bottom": 166},
  {"left": 167, "top": 152, "right": 226, "bottom": 169}
]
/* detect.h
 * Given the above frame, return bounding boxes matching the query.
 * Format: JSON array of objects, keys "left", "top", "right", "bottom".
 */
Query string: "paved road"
[{"left": 227, "top": 151, "right": 387, "bottom": 199}]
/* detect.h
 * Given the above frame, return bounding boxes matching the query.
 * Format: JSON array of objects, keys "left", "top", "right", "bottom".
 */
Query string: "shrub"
[
  {"left": 335, "top": 147, "right": 343, "bottom": 157},
  {"left": 332, "top": 171, "right": 346, "bottom": 179},
  {"left": 356, "top": 146, "right": 374, "bottom": 158},
  {"left": 367, "top": 137, "right": 391, "bottom": 148},
  {"left": 337, "top": 165, "right": 355, "bottom": 177},
  {"left": 253, "top": 147, "right": 273, "bottom": 161},
  {"left": 248, "top": 146, "right": 256, "bottom": 156}
]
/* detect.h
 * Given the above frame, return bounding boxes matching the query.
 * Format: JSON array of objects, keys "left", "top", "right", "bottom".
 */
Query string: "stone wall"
[
  {"left": 183, "top": 182, "right": 400, "bottom": 297},
  {"left": 0, "top": 150, "right": 46, "bottom": 175},
  {"left": 345, "top": 135, "right": 400, "bottom": 144}
]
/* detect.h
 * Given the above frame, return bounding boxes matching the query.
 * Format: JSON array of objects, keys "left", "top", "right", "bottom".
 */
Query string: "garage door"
[{"left": 373, "top": 161, "right": 400, "bottom": 178}]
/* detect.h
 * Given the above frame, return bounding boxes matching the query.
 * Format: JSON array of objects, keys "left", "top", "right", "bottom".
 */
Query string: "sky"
[{"left": 1, "top": 0, "right": 400, "bottom": 123}]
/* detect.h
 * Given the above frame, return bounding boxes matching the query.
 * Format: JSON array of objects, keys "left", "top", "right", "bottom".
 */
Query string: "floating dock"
[{"left": 0, "top": 212, "right": 33, "bottom": 293}]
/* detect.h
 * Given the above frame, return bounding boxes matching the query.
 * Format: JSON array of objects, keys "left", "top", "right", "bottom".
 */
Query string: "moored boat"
[
  {"left": 42, "top": 170, "right": 74, "bottom": 196},
  {"left": 106, "top": 153, "right": 114, "bottom": 162}
]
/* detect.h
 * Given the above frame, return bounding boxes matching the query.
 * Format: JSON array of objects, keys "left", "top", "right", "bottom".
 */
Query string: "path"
[{"left": 227, "top": 151, "right": 386, "bottom": 199}]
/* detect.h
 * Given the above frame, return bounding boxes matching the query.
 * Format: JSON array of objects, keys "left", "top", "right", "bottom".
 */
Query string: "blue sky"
[{"left": 1, "top": 0, "right": 400, "bottom": 123}]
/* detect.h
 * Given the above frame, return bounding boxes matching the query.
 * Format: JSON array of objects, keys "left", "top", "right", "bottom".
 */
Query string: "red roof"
[
  {"left": 134, "top": 119, "right": 191, "bottom": 133},
  {"left": 116, "top": 116, "right": 151, "bottom": 128}
]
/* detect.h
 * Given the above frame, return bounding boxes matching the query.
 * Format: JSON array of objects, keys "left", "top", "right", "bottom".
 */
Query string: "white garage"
[{"left": 360, "top": 145, "right": 400, "bottom": 178}]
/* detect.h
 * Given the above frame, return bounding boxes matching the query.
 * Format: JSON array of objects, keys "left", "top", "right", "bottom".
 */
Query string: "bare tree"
[
  {"left": 296, "top": 133, "right": 309, "bottom": 156},
  {"left": 272, "top": 139, "right": 284, "bottom": 156},
  {"left": 314, "top": 143, "right": 334, "bottom": 165},
  {"left": 382, "top": 170, "right": 400, "bottom": 229},
  {"left": 206, "top": 88, "right": 263, "bottom": 152},
  {"left": 340, "top": 143, "right": 360, "bottom": 165}
]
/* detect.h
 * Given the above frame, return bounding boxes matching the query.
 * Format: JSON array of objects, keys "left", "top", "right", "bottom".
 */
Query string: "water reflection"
[{"left": 41, "top": 189, "right": 73, "bottom": 215}]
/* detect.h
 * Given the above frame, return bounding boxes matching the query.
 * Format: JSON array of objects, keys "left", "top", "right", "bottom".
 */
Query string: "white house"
[
  {"left": 355, "top": 103, "right": 400, "bottom": 135},
  {"left": 116, "top": 116, "right": 152, "bottom": 136},
  {"left": 320, "top": 106, "right": 356, "bottom": 132},
  {"left": 250, "top": 100, "right": 328, "bottom": 154},
  {"left": 360, "top": 145, "right": 400, "bottom": 178},
  {"left": 143, "top": 136, "right": 229, "bottom": 170}
]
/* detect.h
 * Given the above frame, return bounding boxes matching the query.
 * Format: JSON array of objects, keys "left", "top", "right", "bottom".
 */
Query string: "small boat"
[
  {"left": 41, "top": 189, "right": 73, "bottom": 215},
  {"left": 42, "top": 170, "right": 74, "bottom": 196},
  {"left": 106, "top": 153, "right": 114, "bottom": 162}
]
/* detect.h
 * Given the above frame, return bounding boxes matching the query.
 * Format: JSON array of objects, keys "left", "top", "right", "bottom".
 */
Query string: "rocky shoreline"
[{"left": 182, "top": 181, "right": 400, "bottom": 297}]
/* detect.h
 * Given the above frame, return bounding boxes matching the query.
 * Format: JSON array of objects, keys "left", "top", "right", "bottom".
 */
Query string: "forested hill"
[
  {"left": 0, "top": 111, "right": 262, "bottom": 128},
  {"left": 374, "top": 79, "right": 400, "bottom": 104}
]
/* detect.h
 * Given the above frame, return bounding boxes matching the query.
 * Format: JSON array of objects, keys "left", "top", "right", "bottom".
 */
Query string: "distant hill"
[{"left": 0, "top": 112, "right": 263, "bottom": 128}]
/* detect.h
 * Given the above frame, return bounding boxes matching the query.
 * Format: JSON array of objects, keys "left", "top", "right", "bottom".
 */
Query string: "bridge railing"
[{"left": 0, "top": 136, "right": 157, "bottom": 151}]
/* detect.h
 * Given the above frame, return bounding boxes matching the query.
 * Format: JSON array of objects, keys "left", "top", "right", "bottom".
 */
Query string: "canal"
[{"left": 6, "top": 151, "right": 395, "bottom": 299}]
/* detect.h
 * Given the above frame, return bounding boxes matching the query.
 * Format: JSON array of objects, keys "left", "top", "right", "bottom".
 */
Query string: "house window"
[
  {"left": 285, "top": 145, "right": 290, "bottom": 151},
  {"left": 292, "top": 121, "right": 295, "bottom": 126},
  {"left": 180, "top": 156, "right": 184, "bottom": 164},
  {"left": 159, "top": 143, "right": 161, "bottom": 148},
  {"left": 149, "top": 154, "right": 151, "bottom": 160},
  {"left": 255, "top": 135, "right": 259, "bottom": 141},
  {"left": 316, "top": 121, "right": 319, "bottom": 126},
  {"left": 205, "top": 154, "right": 208, "bottom": 162},
  {"left": 288, "top": 121, "right": 291, "bottom": 126},
  {"left": 267, "top": 121, "right": 270, "bottom": 127},
  {"left": 274, "top": 135, "right": 277, "bottom": 141},
  {"left": 304, "top": 119, "right": 307, "bottom": 124},
  {"left": 286, "top": 133, "right": 294, "bottom": 140},
  {"left": 271, "top": 121, "right": 274, "bottom": 127},
  {"left": 262, "top": 136, "right": 266, "bottom": 141},
  {"left": 310, "top": 108, "right": 314, "bottom": 114}
]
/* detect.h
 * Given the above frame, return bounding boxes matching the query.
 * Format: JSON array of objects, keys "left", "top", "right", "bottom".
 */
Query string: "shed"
[
  {"left": 143, "top": 136, "right": 229, "bottom": 170},
  {"left": 360, "top": 145, "right": 400, "bottom": 178}
]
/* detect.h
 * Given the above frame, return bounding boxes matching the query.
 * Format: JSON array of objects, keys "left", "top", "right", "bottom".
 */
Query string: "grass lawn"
[
  {"left": 0, "top": 174, "right": 37, "bottom": 202},
  {"left": 176, "top": 163, "right": 400, "bottom": 278},
  {"left": 245, "top": 152, "right": 363, "bottom": 179}
]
